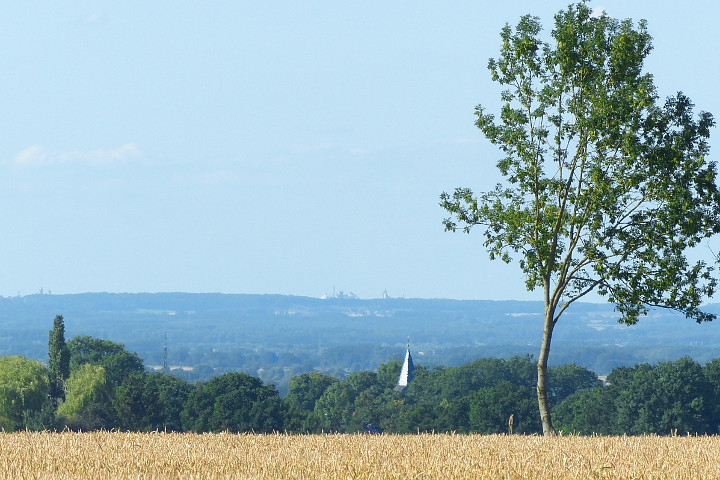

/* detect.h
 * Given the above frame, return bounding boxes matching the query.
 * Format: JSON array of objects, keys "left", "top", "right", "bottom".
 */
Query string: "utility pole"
[{"left": 162, "top": 332, "right": 168, "bottom": 372}]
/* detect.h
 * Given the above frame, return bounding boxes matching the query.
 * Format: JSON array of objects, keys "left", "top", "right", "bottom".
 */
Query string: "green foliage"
[
  {"left": 437, "top": 356, "right": 541, "bottom": 434},
  {"left": 283, "top": 372, "right": 338, "bottom": 432},
  {"left": 68, "top": 336, "right": 125, "bottom": 368},
  {"left": 22, "top": 399, "right": 58, "bottom": 431},
  {"left": 114, "top": 372, "right": 193, "bottom": 431},
  {"left": 0, "top": 356, "right": 51, "bottom": 431},
  {"left": 310, "top": 371, "right": 378, "bottom": 433},
  {"left": 7, "top": 293, "right": 720, "bottom": 397},
  {"left": 307, "top": 356, "right": 546, "bottom": 434},
  {"left": 548, "top": 363, "right": 600, "bottom": 404},
  {"left": 58, "top": 335, "right": 143, "bottom": 430},
  {"left": 440, "top": 0, "right": 720, "bottom": 435},
  {"left": 57, "top": 363, "right": 112, "bottom": 429},
  {"left": 181, "top": 372, "right": 284, "bottom": 433},
  {"left": 377, "top": 360, "right": 403, "bottom": 389},
  {"left": 48, "top": 315, "right": 70, "bottom": 403},
  {"left": 285, "top": 372, "right": 339, "bottom": 412},
  {"left": 442, "top": 4, "right": 720, "bottom": 322},
  {"left": 702, "top": 358, "right": 720, "bottom": 425},
  {"left": 309, "top": 369, "right": 413, "bottom": 433},
  {"left": 101, "top": 351, "right": 145, "bottom": 386},
  {"left": 13, "top": 341, "right": 720, "bottom": 435},
  {"left": 469, "top": 381, "right": 540, "bottom": 434},
  {"left": 614, "top": 357, "right": 712, "bottom": 434},
  {"left": 553, "top": 386, "right": 618, "bottom": 435},
  {"left": 438, "top": 358, "right": 509, "bottom": 399},
  {"left": 438, "top": 356, "right": 537, "bottom": 399},
  {"left": 68, "top": 336, "right": 144, "bottom": 387},
  {"left": 555, "top": 357, "right": 716, "bottom": 435}
]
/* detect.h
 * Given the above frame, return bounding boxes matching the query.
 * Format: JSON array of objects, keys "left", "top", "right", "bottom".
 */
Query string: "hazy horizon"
[{"left": 2, "top": 1, "right": 717, "bottom": 302}]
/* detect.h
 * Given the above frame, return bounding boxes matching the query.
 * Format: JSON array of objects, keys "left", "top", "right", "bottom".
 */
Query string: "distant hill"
[{"left": 2, "top": 292, "right": 720, "bottom": 394}]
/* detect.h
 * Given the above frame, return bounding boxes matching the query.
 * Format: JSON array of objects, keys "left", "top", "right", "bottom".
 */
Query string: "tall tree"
[
  {"left": 441, "top": 2, "right": 720, "bottom": 435},
  {"left": 48, "top": 315, "right": 70, "bottom": 403}
]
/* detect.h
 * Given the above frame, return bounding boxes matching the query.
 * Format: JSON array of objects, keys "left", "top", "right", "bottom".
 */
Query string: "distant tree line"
[
  {"left": 6, "top": 294, "right": 720, "bottom": 399},
  {"left": 2, "top": 315, "right": 720, "bottom": 435}
]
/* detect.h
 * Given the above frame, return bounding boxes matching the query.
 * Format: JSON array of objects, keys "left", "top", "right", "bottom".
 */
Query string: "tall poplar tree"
[
  {"left": 441, "top": 2, "right": 720, "bottom": 435},
  {"left": 48, "top": 314, "right": 70, "bottom": 402}
]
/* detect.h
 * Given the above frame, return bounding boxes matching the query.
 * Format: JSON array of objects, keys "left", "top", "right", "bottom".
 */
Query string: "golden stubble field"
[{"left": 1, "top": 431, "right": 719, "bottom": 479}]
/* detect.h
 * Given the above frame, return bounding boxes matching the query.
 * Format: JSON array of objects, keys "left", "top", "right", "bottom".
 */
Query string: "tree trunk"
[{"left": 537, "top": 310, "right": 557, "bottom": 436}]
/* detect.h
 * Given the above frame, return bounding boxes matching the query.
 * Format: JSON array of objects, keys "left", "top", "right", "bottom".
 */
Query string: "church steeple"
[{"left": 394, "top": 339, "right": 414, "bottom": 392}]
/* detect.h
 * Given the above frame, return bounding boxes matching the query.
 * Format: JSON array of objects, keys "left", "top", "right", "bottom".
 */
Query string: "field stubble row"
[{"left": 1, "top": 431, "right": 718, "bottom": 479}]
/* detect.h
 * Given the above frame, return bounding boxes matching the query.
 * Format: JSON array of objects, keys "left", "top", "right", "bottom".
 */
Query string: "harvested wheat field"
[{"left": 1, "top": 431, "right": 719, "bottom": 479}]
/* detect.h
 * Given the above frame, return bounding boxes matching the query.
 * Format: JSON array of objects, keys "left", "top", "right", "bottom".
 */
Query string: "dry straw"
[{"left": 1, "top": 431, "right": 719, "bottom": 479}]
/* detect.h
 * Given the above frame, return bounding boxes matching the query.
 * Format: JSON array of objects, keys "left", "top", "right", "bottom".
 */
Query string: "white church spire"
[{"left": 394, "top": 339, "right": 414, "bottom": 392}]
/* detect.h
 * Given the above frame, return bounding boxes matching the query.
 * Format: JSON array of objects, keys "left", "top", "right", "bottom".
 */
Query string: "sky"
[{"left": 0, "top": 1, "right": 718, "bottom": 301}]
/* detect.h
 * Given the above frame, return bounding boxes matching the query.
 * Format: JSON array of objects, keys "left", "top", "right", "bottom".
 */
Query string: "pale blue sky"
[{"left": 0, "top": 1, "right": 717, "bottom": 300}]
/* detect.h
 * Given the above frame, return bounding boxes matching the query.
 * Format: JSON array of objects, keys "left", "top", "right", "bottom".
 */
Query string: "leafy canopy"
[
  {"left": 441, "top": 2, "right": 720, "bottom": 325},
  {"left": 68, "top": 335, "right": 144, "bottom": 386},
  {"left": 0, "top": 356, "right": 50, "bottom": 431},
  {"left": 57, "top": 363, "right": 111, "bottom": 420}
]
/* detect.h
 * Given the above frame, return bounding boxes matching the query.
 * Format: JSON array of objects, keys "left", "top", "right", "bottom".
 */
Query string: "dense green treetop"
[
  {"left": 68, "top": 335, "right": 144, "bottom": 386},
  {"left": 181, "top": 372, "right": 284, "bottom": 433},
  {"left": 114, "top": 372, "right": 193, "bottom": 432},
  {"left": 285, "top": 371, "right": 338, "bottom": 412},
  {"left": 548, "top": 363, "right": 601, "bottom": 404}
]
